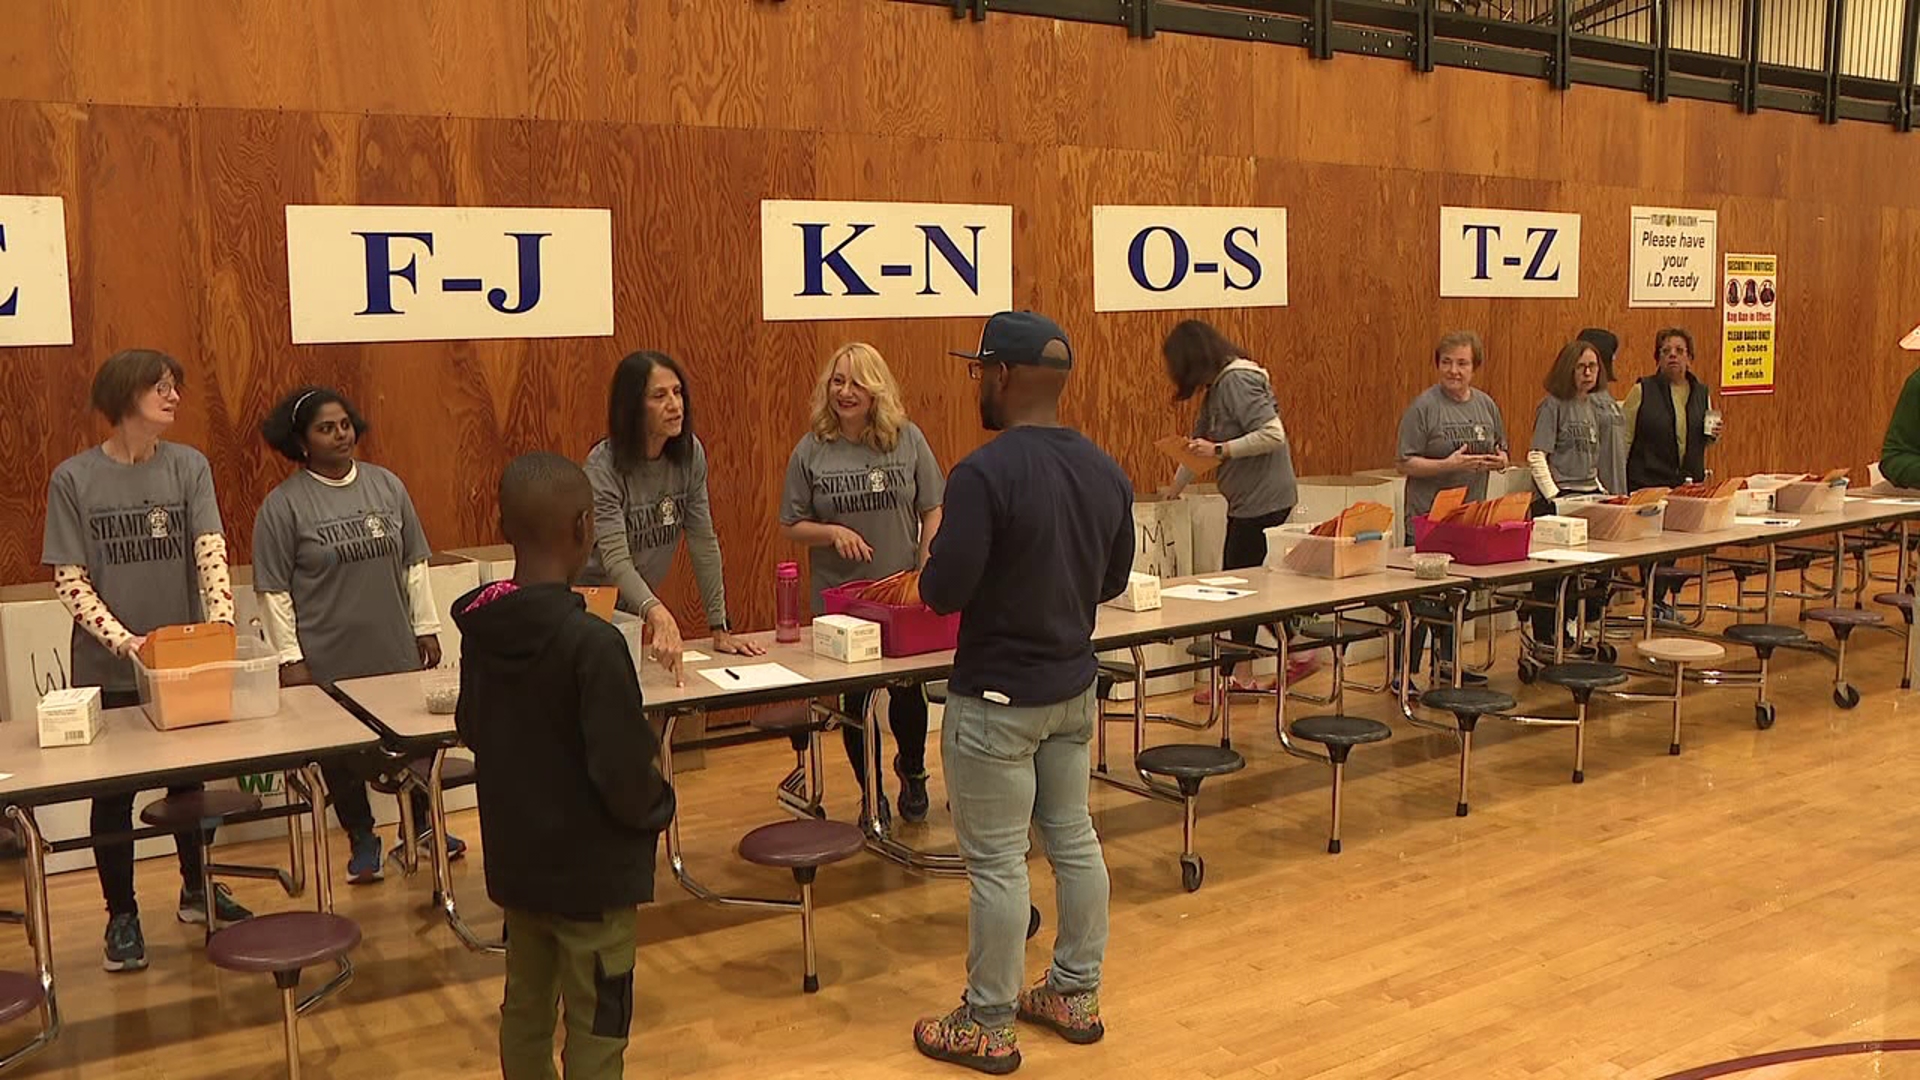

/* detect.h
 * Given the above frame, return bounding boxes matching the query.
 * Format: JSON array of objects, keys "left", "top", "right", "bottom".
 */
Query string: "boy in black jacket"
[{"left": 452, "top": 452, "right": 675, "bottom": 1080}]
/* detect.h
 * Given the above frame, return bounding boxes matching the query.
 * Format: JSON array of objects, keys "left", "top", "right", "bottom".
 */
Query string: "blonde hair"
[{"left": 810, "top": 343, "right": 908, "bottom": 453}]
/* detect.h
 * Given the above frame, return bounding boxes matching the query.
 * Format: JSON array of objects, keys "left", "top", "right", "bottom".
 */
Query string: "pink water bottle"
[{"left": 775, "top": 561, "right": 803, "bottom": 643}]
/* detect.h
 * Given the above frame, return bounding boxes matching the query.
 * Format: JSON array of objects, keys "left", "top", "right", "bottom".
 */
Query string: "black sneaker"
[
  {"left": 895, "top": 755, "right": 931, "bottom": 823},
  {"left": 858, "top": 793, "right": 893, "bottom": 835},
  {"left": 1433, "top": 665, "right": 1489, "bottom": 687},
  {"left": 178, "top": 883, "right": 253, "bottom": 928},
  {"left": 103, "top": 911, "right": 148, "bottom": 973}
]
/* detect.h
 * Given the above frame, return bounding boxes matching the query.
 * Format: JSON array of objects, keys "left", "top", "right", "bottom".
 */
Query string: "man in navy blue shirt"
[{"left": 911, "top": 311, "right": 1135, "bottom": 1075}]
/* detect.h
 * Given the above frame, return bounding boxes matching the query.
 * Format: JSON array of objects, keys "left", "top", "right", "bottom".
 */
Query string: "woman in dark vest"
[{"left": 1623, "top": 328, "right": 1723, "bottom": 619}]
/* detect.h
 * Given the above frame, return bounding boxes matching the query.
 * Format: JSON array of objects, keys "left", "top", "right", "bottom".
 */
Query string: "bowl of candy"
[
  {"left": 422, "top": 665, "right": 461, "bottom": 715},
  {"left": 1411, "top": 552, "right": 1454, "bottom": 580}
]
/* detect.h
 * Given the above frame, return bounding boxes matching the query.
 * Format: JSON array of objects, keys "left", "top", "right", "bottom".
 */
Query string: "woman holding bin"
[
  {"left": 42, "top": 349, "right": 251, "bottom": 974},
  {"left": 252, "top": 385, "right": 465, "bottom": 885},
  {"left": 780, "top": 343, "right": 944, "bottom": 825},
  {"left": 1161, "top": 319, "right": 1315, "bottom": 695}
]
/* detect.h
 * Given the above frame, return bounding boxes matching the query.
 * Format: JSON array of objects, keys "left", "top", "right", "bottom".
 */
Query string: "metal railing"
[{"left": 909, "top": 0, "right": 1920, "bottom": 128}]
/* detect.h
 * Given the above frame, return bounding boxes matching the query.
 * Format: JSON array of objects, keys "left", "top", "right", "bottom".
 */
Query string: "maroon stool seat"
[
  {"left": 749, "top": 701, "right": 820, "bottom": 734},
  {"left": 138, "top": 789, "right": 262, "bottom": 831},
  {"left": 738, "top": 819, "right": 865, "bottom": 993},
  {"left": 750, "top": 702, "right": 829, "bottom": 821},
  {"left": 0, "top": 971, "right": 44, "bottom": 1026},
  {"left": 1807, "top": 606, "right": 1886, "bottom": 708},
  {"left": 209, "top": 912, "right": 361, "bottom": 1080}
]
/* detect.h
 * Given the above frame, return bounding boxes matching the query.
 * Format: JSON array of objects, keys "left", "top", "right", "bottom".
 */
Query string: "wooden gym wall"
[{"left": 3, "top": 0, "right": 1918, "bottom": 631}]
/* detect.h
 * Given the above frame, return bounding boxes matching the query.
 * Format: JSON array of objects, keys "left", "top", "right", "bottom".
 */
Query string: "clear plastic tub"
[
  {"left": 1265, "top": 530, "right": 1385, "bottom": 578},
  {"left": 1663, "top": 495, "right": 1737, "bottom": 533},
  {"left": 1557, "top": 499, "right": 1666, "bottom": 541},
  {"left": 1410, "top": 552, "right": 1454, "bottom": 580},
  {"left": 421, "top": 665, "right": 461, "bottom": 715},
  {"left": 1772, "top": 479, "right": 1847, "bottom": 515},
  {"left": 131, "top": 635, "right": 280, "bottom": 730}
]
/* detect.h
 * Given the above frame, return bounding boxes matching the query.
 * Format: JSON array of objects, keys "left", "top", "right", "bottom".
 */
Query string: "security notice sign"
[
  {"left": 1629, "top": 206, "right": 1716, "bottom": 308},
  {"left": 1721, "top": 253, "right": 1776, "bottom": 396}
]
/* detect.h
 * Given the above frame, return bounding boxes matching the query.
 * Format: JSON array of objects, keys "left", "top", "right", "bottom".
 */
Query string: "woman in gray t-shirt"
[
  {"left": 1525, "top": 341, "right": 1609, "bottom": 646},
  {"left": 582, "top": 351, "right": 764, "bottom": 684},
  {"left": 41, "top": 349, "right": 248, "bottom": 971},
  {"left": 780, "top": 343, "right": 945, "bottom": 825},
  {"left": 252, "top": 386, "right": 461, "bottom": 885}
]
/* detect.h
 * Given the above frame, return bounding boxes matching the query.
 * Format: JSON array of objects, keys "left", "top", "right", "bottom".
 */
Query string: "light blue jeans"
[{"left": 941, "top": 684, "right": 1109, "bottom": 1025}]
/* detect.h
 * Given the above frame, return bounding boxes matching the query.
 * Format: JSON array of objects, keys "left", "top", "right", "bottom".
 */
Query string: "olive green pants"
[{"left": 499, "top": 906, "right": 637, "bottom": 1080}]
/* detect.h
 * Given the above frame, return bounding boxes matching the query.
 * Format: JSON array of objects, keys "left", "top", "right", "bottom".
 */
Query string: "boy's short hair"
[
  {"left": 91, "top": 349, "right": 185, "bottom": 423},
  {"left": 499, "top": 452, "right": 592, "bottom": 545}
]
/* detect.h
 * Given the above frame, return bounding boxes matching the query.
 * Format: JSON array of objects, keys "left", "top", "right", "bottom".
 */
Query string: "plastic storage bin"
[
  {"left": 821, "top": 581, "right": 960, "bottom": 657},
  {"left": 132, "top": 635, "right": 280, "bottom": 731},
  {"left": 1412, "top": 517, "right": 1533, "bottom": 565},
  {"left": 1663, "top": 495, "right": 1737, "bottom": 533},
  {"left": 1772, "top": 478, "right": 1848, "bottom": 515},
  {"left": 1557, "top": 498, "right": 1666, "bottom": 542},
  {"left": 1264, "top": 527, "right": 1385, "bottom": 578}
]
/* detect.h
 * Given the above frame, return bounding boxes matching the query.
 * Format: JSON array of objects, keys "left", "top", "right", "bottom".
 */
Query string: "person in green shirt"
[{"left": 1879, "top": 330, "right": 1920, "bottom": 489}]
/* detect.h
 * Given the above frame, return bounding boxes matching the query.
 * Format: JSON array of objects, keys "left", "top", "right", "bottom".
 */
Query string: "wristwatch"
[{"left": 1213, "top": 442, "right": 1228, "bottom": 459}]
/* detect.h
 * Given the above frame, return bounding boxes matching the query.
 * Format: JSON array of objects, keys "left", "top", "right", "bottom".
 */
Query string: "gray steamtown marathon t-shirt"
[
  {"left": 252, "top": 464, "right": 431, "bottom": 685},
  {"left": 781, "top": 421, "right": 944, "bottom": 613},
  {"left": 1530, "top": 395, "right": 1603, "bottom": 494},
  {"left": 1397, "top": 385, "right": 1509, "bottom": 542},
  {"left": 42, "top": 443, "right": 222, "bottom": 693}
]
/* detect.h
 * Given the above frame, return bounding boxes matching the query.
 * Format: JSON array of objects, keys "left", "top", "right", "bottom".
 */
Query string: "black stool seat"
[
  {"left": 139, "top": 789, "right": 263, "bottom": 830},
  {"left": 749, "top": 701, "right": 818, "bottom": 733},
  {"left": 925, "top": 682, "right": 948, "bottom": 705},
  {"left": 1653, "top": 566, "right": 1698, "bottom": 582},
  {"left": 1806, "top": 607, "right": 1885, "bottom": 628},
  {"left": 1096, "top": 660, "right": 1136, "bottom": 681},
  {"left": 738, "top": 819, "right": 865, "bottom": 870},
  {"left": 1874, "top": 592, "right": 1915, "bottom": 611},
  {"left": 1187, "top": 640, "right": 1259, "bottom": 661},
  {"left": 0, "top": 971, "right": 43, "bottom": 1025},
  {"left": 1724, "top": 623, "right": 1809, "bottom": 647},
  {"left": 1539, "top": 662, "right": 1629, "bottom": 691},
  {"left": 207, "top": 912, "right": 360, "bottom": 974},
  {"left": 1298, "top": 620, "right": 1339, "bottom": 640},
  {"left": 1420, "top": 687, "right": 1517, "bottom": 716},
  {"left": 1135, "top": 743, "right": 1246, "bottom": 780},
  {"left": 1288, "top": 715, "right": 1393, "bottom": 748}
]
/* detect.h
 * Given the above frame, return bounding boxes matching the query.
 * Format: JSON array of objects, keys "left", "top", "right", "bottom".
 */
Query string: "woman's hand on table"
[{"left": 712, "top": 630, "right": 765, "bottom": 658}]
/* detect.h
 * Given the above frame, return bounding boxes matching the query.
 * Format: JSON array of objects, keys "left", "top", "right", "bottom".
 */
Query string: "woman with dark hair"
[
  {"left": 1162, "top": 318, "right": 1311, "bottom": 694},
  {"left": 1624, "top": 328, "right": 1722, "bottom": 620},
  {"left": 1576, "top": 327, "right": 1628, "bottom": 498},
  {"left": 42, "top": 348, "right": 251, "bottom": 973},
  {"left": 583, "top": 351, "right": 762, "bottom": 688},
  {"left": 252, "top": 386, "right": 461, "bottom": 885},
  {"left": 1526, "top": 340, "right": 1608, "bottom": 647}
]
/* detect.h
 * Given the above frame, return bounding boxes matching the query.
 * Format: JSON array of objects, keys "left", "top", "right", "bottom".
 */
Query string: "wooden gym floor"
[{"left": 5, "top": 594, "right": 1920, "bottom": 1079}]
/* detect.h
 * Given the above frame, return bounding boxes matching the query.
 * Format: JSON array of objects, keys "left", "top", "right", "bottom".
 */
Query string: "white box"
[
  {"left": 812, "top": 614, "right": 881, "bottom": 664},
  {"left": 1105, "top": 573, "right": 1162, "bottom": 612},
  {"left": 38, "top": 685, "right": 101, "bottom": 748},
  {"left": 1532, "top": 515, "right": 1588, "bottom": 547}
]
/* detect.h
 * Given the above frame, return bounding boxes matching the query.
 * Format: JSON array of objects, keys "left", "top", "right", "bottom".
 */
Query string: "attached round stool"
[
  {"left": 1806, "top": 607, "right": 1884, "bottom": 708},
  {"left": 207, "top": 912, "right": 361, "bottom": 1080},
  {"left": 738, "top": 819, "right": 866, "bottom": 992},
  {"left": 1723, "top": 622, "right": 1809, "bottom": 729},
  {"left": 1286, "top": 716, "right": 1391, "bottom": 854},
  {"left": 0, "top": 970, "right": 44, "bottom": 1026},
  {"left": 1186, "top": 639, "right": 1259, "bottom": 745},
  {"left": 1419, "top": 687, "right": 1516, "bottom": 817},
  {"left": 751, "top": 700, "right": 828, "bottom": 820},
  {"left": 1134, "top": 743, "right": 1245, "bottom": 891},
  {"left": 1539, "top": 662, "right": 1628, "bottom": 784},
  {"left": 1874, "top": 592, "right": 1915, "bottom": 688},
  {"left": 140, "top": 789, "right": 265, "bottom": 939},
  {"left": 924, "top": 682, "right": 949, "bottom": 705},
  {"left": 1634, "top": 638, "right": 1727, "bottom": 756}
]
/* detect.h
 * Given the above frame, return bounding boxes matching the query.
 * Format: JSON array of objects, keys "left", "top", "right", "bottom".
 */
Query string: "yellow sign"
[{"left": 1721, "top": 253, "right": 1776, "bottom": 395}]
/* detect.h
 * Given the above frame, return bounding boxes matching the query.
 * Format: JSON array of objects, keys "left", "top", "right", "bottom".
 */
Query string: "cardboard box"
[
  {"left": 1532, "top": 515, "right": 1589, "bottom": 547},
  {"left": 38, "top": 685, "right": 101, "bottom": 748},
  {"left": 1295, "top": 475, "right": 1403, "bottom": 546},
  {"left": 573, "top": 585, "right": 617, "bottom": 621},
  {"left": 445, "top": 544, "right": 516, "bottom": 584},
  {"left": 812, "top": 614, "right": 881, "bottom": 664},
  {"left": 1104, "top": 573, "right": 1162, "bottom": 612}
]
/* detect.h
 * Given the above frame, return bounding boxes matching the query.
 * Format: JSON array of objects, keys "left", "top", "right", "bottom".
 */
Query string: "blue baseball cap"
[{"left": 950, "top": 311, "right": 1073, "bottom": 370}]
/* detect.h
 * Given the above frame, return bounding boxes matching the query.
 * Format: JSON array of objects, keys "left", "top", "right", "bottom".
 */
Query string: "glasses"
[{"left": 152, "top": 380, "right": 181, "bottom": 398}]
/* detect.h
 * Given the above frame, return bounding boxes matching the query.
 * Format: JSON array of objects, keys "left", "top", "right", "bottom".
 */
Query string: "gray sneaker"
[
  {"left": 177, "top": 883, "right": 253, "bottom": 928},
  {"left": 103, "top": 912, "right": 147, "bottom": 973}
]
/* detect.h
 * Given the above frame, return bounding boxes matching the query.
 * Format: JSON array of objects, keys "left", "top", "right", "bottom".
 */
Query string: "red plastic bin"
[
  {"left": 1412, "top": 516, "right": 1534, "bottom": 566},
  {"left": 820, "top": 581, "right": 961, "bottom": 657}
]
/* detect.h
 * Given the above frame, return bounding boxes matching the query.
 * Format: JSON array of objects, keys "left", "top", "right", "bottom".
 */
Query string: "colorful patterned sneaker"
[
  {"left": 178, "top": 883, "right": 253, "bottom": 927},
  {"left": 913, "top": 1001, "right": 1021, "bottom": 1075},
  {"left": 102, "top": 912, "right": 148, "bottom": 973},
  {"left": 1017, "top": 976, "right": 1104, "bottom": 1045}
]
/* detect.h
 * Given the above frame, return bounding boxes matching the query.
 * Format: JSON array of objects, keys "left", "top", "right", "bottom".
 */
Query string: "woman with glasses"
[
  {"left": 780, "top": 343, "right": 945, "bottom": 825},
  {"left": 41, "top": 349, "right": 251, "bottom": 975},
  {"left": 1624, "top": 328, "right": 1722, "bottom": 620}
]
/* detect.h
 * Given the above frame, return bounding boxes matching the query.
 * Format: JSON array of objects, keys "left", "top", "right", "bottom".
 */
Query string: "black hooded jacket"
[{"left": 452, "top": 581, "right": 675, "bottom": 914}]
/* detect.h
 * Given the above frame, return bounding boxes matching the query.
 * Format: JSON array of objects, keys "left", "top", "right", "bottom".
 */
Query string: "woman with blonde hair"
[{"left": 781, "top": 343, "right": 945, "bottom": 825}]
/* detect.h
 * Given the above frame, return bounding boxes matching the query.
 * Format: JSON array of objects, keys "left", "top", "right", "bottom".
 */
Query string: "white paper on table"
[
  {"left": 0, "top": 773, "right": 12, "bottom": 782},
  {"left": 1735, "top": 515, "right": 1801, "bottom": 527},
  {"left": 1871, "top": 498, "right": 1920, "bottom": 507},
  {"left": 1161, "top": 584, "right": 1255, "bottom": 602},
  {"left": 1197, "top": 576, "right": 1250, "bottom": 586},
  {"left": 681, "top": 650, "right": 711, "bottom": 662},
  {"left": 1531, "top": 548, "right": 1612, "bottom": 564},
  {"left": 695, "top": 663, "right": 810, "bottom": 690}
]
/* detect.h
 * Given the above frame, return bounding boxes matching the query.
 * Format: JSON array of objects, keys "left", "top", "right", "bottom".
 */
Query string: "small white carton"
[
  {"left": 38, "top": 685, "right": 102, "bottom": 748},
  {"left": 1105, "top": 572, "right": 1162, "bottom": 612},
  {"left": 812, "top": 614, "right": 881, "bottom": 664},
  {"left": 1532, "top": 515, "right": 1589, "bottom": 547}
]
